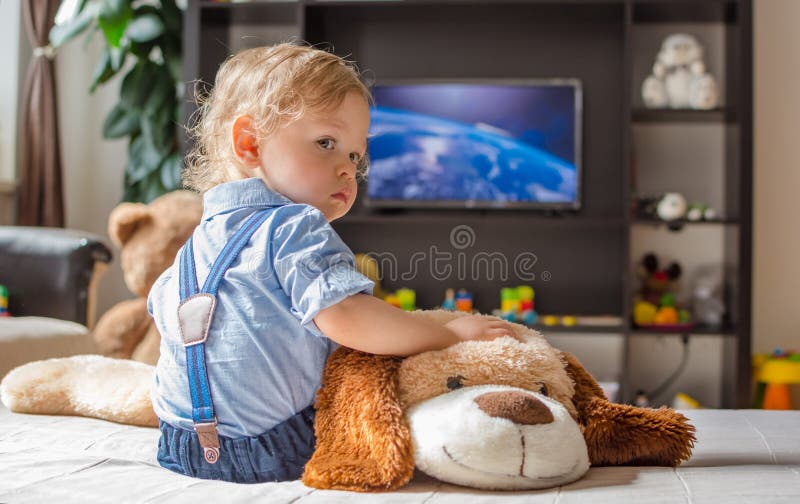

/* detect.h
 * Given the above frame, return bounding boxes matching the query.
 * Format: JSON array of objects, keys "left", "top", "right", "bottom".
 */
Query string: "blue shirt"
[{"left": 148, "top": 178, "right": 374, "bottom": 437}]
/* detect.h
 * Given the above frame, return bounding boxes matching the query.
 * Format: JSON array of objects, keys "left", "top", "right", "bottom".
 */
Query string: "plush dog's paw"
[
  {"left": 582, "top": 398, "right": 696, "bottom": 467},
  {"left": 0, "top": 355, "right": 157, "bottom": 427}
]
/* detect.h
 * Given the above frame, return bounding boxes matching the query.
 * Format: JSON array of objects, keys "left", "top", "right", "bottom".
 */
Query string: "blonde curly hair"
[{"left": 184, "top": 43, "right": 372, "bottom": 193}]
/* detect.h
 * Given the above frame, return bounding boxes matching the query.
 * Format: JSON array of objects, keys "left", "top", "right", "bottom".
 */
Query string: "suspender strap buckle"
[
  {"left": 177, "top": 293, "right": 217, "bottom": 347},
  {"left": 195, "top": 419, "right": 221, "bottom": 464}
]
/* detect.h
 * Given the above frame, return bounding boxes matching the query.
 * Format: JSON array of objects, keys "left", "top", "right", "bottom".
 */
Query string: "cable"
[{"left": 646, "top": 334, "right": 691, "bottom": 404}]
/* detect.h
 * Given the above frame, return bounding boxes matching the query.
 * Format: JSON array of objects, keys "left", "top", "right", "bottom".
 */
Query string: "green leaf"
[
  {"left": 50, "top": 5, "right": 96, "bottom": 48},
  {"left": 100, "top": 0, "right": 130, "bottom": 23},
  {"left": 161, "top": 0, "right": 182, "bottom": 33},
  {"left": 125, "top": 13, "right": 164, "bottom": 43},
  {"left": 128, "top": 134, "right": 164, "bottom": 184},
  {"left": 141, "top": 170, "right": 168, "bottom": 203},
  {"left": 109, "top": 46, "right": 126, "bottom": 71},
  {"left": 98, "top": 0, "right": 132, "bottom": 47},
  {"left": 140, "top": 112, "right": 173, "bottom": 158},
  {"left": 120, "top": 62, "right": 158, "bottom": 109},
  {"left": 129, "top": 40, "right": 156, "bottom": 59},
  {"left": 159, "top": 151, "right": 183, "bottom": 190},
  {"left": 103, "top": 104, "right": 140, "bottom": 139},
  {"left": 89, "top": 47, "right": 113, "bottom": 93},
  {"left": 143, "top": 68, "right": 173, "bottom": 115},
  {"left": 122, "top": 174, "right": 163, "bottom": 204},
  {"left": 162, "top": 35, "right": 183, "bottom": 84}
]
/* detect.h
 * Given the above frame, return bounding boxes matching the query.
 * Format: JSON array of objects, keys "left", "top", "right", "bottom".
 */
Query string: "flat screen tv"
[{"left": 365, "top": 80, "right": 582, "bottom": 210}]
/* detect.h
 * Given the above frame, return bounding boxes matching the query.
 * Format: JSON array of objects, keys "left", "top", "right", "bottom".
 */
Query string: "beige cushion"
[{"left": 0, "top": 317, "right": 97, "bottom": 379}]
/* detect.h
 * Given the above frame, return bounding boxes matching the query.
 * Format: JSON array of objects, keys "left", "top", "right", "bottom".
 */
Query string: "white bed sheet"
[{"left": 1, "top": 405, "right": 798, "bottom": 503}]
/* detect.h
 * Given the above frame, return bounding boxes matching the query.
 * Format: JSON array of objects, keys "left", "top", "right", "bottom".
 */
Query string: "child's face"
[{"left": 255, "top": 92, "right": 370, "bottom": 221}]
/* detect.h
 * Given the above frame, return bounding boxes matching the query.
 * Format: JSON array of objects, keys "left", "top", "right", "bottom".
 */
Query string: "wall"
[
  {"left": 0, "top": 0, "right": 23, "bottom": 224},
  {"left": 752, "top": 0, "right": 800, "bottom": 354},
  {"left": 753, "top": 0, "right": 800, "bottom": 404}
]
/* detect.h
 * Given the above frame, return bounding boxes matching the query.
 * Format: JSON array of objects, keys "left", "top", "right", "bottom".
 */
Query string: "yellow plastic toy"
[{"left": 753, "top": 350, "right": 800, "bottom": 410}]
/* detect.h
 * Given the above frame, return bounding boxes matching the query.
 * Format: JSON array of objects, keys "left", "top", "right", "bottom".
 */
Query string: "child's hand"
[{"left": 444, "top": 315, "right": 519, "bottom": 343}]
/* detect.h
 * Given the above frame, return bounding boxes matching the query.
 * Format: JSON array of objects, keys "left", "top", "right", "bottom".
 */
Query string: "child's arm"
[{"left": 315, "top": 294, "right": 516, "bottom": 356}]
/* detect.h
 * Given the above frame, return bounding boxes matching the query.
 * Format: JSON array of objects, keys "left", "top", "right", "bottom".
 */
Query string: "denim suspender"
[{"left": 176, "top": 209, "right": 272, "bottom": 464}]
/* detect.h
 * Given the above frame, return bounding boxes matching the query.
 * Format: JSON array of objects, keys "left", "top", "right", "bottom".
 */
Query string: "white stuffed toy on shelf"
[{"left": 641, "top": 33, "right": 719, "bottom": 110}]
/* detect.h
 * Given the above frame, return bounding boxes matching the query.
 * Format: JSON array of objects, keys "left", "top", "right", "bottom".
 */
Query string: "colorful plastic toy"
[
  {"left": 633, "top": 253, "right": 693, "bottom": 329},
  {"left": 454, "top": 288, "right": 473, "bottom": 313},
  {"left": 0, "top": 284, "right": 9, "bottom": 317},
  {"left": 384, "top": 288, "right": 416, "bottom": 311},
  {"left": 752, "top": 349, "right": 800, "bottom": 410},
  {"left": 499, "top": 286, "right": 537, "bottom": 325},
  {"left": 384, "top": 294, "right": 401, "bottom": 309},
  {"left": 396, "top": 288, "right": 416, "bottom": 311},
  {"left": 441, "top": 288, "right": 456, "bottom": 311}
]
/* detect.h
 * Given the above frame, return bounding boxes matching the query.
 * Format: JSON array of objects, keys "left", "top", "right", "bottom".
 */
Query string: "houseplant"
[{"left": 50, "top": 0, "right": 184, "bottom": 203}]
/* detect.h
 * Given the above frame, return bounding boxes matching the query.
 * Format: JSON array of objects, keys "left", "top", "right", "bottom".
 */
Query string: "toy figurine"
[
  {"left": 686, "top": 202, "right": 718, "bottom": 222},
  {"left": 441, "top": 288, "right": 456, "bottom": 311},
  {"left": 454, "top": 288, "right": 473, "bottom": 312},
  {"left": 396, "top": 288, "right": 416, "bottom": 311},
  {"left": 656, "top": 193, "right": 687, "bottom": 221},
  {"left": 634, "top": 253, "right": 692, "bottom": 327},
  {"left": 641, "top": 33, "right": 719, "bottom": 110},
  {"left": 384, "top": 294, "right": 402, "bottom": 309},
  {"left": 500, "top": 286, "right": 537, "bottom": 324}
]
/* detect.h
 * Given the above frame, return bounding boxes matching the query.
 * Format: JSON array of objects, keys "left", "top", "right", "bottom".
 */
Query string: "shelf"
[
  {"left": 632, "top": 0, "right": 739, "bottom": 24},
  {"left": 200, "top": 1, "right": 299, "bottom": 8},
  {"left": 631, "top": 217, "right": 739, "bottom": 227},
  {"left": 632, "top": 108, "right": 735, "bottom": 123},
  {"left": 530, "top": 324, "right": 625, "bottom": 334},
  {"left": 631, "top": 324, "right": 737, "bottom": 336},
  {"left": 335, "top": 212, "right": 625, "bottom": 227}
]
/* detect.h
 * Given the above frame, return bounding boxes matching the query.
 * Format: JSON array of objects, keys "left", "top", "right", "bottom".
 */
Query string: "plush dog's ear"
[
  {"left": 302, "top": 348, "right": 415, "bottom": 492},
  {"left": 562, "top": 351, "right": 695, "bottom": 467}
]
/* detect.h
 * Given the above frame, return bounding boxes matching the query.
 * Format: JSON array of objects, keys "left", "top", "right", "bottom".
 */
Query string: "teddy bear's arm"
[{"left": 92, "top": 298, "right": 153, "bottom": 360}]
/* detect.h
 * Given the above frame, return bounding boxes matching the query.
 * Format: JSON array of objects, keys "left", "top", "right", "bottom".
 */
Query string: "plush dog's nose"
[{"left": 474, "top": 391, "right": 554, "bottom": 425}]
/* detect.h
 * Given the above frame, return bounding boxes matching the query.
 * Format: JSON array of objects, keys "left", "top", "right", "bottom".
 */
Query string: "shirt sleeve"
[{"left": 271, "top": 206, "right": 374, "bottom": 338}]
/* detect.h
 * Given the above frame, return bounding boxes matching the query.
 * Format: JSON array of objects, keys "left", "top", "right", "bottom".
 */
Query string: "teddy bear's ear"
[
  {"left": 108, "top": 202, "right": 151, "bottom": 248},
  {"left": 302, "top": 348, "right": 415, "bottom": 492},
  {"left": 562, "top": 351, "right": 695, "bottom": 467}
]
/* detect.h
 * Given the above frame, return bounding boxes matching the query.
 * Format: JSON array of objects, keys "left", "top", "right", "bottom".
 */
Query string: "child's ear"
[{"left": 232, "top": 115, "right": 260, "bottom": 167}]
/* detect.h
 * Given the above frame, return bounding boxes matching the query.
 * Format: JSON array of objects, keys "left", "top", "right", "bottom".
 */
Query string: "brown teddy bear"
[
  {"left": 92, "top": 191, "right": 202, "bottom": 364},
  {"left": 1, "top": 310, "right": 694, "bottom": 491}
]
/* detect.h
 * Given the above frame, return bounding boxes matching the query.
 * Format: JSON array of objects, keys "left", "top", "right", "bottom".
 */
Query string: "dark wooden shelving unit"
[
  {"left": 530, "top": 324, "right": 627, "bottom": 334},
  {"left": 184, "top": 0, "right": 752, "bottom": 407},
  {"left": 632, "top": 108, "right": 735, "bottom": 123}
]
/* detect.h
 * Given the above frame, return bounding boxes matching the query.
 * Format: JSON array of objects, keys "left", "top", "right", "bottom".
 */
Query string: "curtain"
[{"left": 16, "top": 0, "right": 64, "bottom": 227}]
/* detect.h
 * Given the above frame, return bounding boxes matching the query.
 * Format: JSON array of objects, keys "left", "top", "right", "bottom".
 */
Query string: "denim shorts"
[{"left": 157, "top": 406, "right": 316, "bottom": 483}]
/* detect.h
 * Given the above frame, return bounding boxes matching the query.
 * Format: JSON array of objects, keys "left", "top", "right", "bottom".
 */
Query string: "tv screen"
[{"left": 365, "top": 80, "right": 582, "bottom": 209}]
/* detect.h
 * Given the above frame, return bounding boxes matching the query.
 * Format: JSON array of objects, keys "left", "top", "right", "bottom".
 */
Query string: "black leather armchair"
[{"left": 0, "top": 227, "right": 112, "bottom": 327}]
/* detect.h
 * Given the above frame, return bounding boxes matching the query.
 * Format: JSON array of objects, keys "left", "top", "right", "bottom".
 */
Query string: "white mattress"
[{"left": 1, "top": 405, "right": 798, "bottom": 503}]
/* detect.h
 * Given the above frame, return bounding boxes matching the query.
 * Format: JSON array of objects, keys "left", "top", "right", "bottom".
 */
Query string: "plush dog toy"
[{"left": 0, "top": 310, "right": 695, "bottom": 491}]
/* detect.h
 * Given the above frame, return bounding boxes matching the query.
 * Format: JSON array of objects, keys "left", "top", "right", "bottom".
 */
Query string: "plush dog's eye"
[
  {"left": 539, "top": 383, "right": 549, "bottom": 396},
  {"left": 446, "top": 375, "right": 466, "bottom": 391}
]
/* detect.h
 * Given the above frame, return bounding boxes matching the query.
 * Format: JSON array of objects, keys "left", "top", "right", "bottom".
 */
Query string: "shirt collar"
[{"left": 201, "top": 177, "right": 294, "bottom": 220}]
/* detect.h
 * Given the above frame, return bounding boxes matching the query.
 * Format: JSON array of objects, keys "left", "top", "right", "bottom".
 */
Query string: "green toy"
[{"left": 0, "top": 284, "right": 10, "bottom": 317}]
